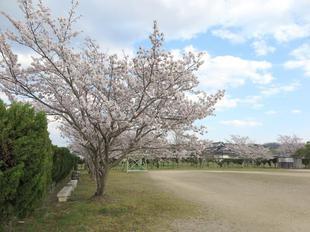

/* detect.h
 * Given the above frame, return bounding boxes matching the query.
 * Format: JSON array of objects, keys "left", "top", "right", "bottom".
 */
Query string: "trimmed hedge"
[
  {"left": 52, "top": 145, "right": 78, "bottom": 183},
  {"left": 0, "top": 101, "right": 80, "bottom": 226},
  {"left": 0, "top": 101, "right": 52, "bottom": 222}
]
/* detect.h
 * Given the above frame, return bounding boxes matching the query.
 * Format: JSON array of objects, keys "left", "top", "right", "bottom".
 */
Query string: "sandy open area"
[{"left": 149, "top": 170, "right": 310, "bottom": 232}]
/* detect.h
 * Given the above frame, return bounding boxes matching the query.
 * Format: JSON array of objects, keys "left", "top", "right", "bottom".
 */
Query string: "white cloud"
[
  {"left": 77, "top": 0, "right": 309, "bottom": 43},
  {"left": 215, "top": 95, "right": 239, "bottom": 110},
  {"left": 0, "top": 91, "right": 9, "bottom": 103},
  {"left": 220, "top": 119, "right": 262, "bottom": 127},
  {"left": 186, "top": 92, "right": 239, "bottom": 112},
  {"left": 17, "top": 53, "right": 36, "bottom": 67},
  {"left": 2, "top": 52, "right": 39, "bottom": 67},
  {"left": 291, "top": 109, "right": 302, "bottom": 114},
  {"left": 240, "top": 95, "right": 264, "bottom": 109},
  {"left": 274, "top": 24, "right": 310, "bottom": 42},
  {"left": 98, "top": 41, "right": 134, "bottom": 57},
  {"left": 47, "top": 116, "right": 69, "bottom": 146},
  {"left": 290, "top": 43, "right": 310, "bottom": 60},
  {"left": 260, "top": 82, "right": 300, "bottom": 96},
  {"left": 284, "top": 43, "right": 310, "bottom": 76},
  {"left": 215, "top": 95, "right": 264, "bottom": 111},
  {"left": 265, "top": 110, "right": 277, "bottom": 115},
  {"left": 252, "top": 40, "right": 275, "bottom": 56},
  {"left": 171, "top": 45, "right": 274, "bottom": 90},
  {"left": 2, "top": 0, "right": 309, "bottom": 55},
  {"left": 211, "top": 29, "right": 245, "bottom": 43},
  {"left": 199, "top": 53, "right": 274, "bottom": 89}
]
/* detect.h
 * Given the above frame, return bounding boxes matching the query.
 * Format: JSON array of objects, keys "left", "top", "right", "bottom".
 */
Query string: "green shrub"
[
  {"left": 52, "top": 146, "right": 77, "bottom": 183},
  {"left": 0, "top": 101, "right": 52, "bottom": 223},
  {"left": 294, "top": 142, "right": 310, "bottom": 168}
]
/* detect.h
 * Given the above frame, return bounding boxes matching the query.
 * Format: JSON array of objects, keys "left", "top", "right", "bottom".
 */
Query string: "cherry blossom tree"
[
  {"left": 0, "top": 0, "right": 224, "bottom": 196},
  {"left": 250, "top": 144, "right": 272, "bottom": 160},
  {"left": 167, "top": 130, "right": 206, "bottom": 159},
  {"left": 167, "top": 129, "right": 189, "bottom": 160},
  {"left": 227, "top": 135, "right": 272, "bottom": 160},
  {"left": 226, "top": 135, "right": 254, "bottom": 159},
  {"left": 143, "top": 131, "right": 212, "bottom": 168},
  {"left": 277, "top": 135, "right": 304, "bottom": 157},
  {"left": 169, "top": 131, "right": 212, "bottom": 166}
]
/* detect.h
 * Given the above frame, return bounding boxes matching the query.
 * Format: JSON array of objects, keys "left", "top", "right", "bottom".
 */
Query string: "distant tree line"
[{"left": 129, "top": 134, "right": 308, "bottom": 169}]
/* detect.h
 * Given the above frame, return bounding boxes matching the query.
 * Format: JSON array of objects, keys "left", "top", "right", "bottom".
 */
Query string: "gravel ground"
[{"left": 149, "top": 170, "right": 310, "bottom": 232}]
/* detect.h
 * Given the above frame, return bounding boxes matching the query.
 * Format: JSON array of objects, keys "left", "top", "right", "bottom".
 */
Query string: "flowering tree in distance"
[
  {"left": 277, "top": 134, "right": 303, "bottom": 157},
  {"left": 227, "top": 135, "right": 254, "bottom": 158},
  {"left": 165, "top": 130, "right": 212, "bottom": 161},
  {"left": 227, "top": 135, "right": 272, "bottom": 159},
  {"left": 0, "top": 0, "right": 224, "bottom": 197}
]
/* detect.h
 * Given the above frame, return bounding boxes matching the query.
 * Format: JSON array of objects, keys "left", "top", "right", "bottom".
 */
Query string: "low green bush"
[{"left": 52, "top": 146, "right": 78, "bottom": 183}]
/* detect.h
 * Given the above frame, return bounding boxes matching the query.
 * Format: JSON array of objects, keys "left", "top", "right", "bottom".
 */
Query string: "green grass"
[{"left": 10, "top": 170, "right": 200, "bottom": 232}]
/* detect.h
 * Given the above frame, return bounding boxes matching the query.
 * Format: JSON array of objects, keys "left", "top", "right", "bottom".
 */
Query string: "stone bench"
[
  {"left": 57, "top": 186, "right": 73, "bottom": 202},
  {"left": 67, "top": 179, "right": 78, "bottom": 190}
]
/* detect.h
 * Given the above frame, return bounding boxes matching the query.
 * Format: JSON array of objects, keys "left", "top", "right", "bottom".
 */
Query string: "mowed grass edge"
[{"left": 11, "top": 170, "right": 200, "bottom": 232}]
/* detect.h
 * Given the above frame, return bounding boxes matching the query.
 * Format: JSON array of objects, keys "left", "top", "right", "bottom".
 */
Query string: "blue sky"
[{"left": 0, "top": 0, "right": 309, "bottom": 145}]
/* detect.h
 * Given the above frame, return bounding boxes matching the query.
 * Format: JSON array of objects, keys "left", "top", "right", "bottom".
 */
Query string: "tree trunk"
[{"left": 94, "top": 168, "right": 109, "bottom": 197}]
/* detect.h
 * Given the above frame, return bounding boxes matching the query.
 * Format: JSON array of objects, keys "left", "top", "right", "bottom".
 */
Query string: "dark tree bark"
[{"left": 94, "top": 167, "right": 109, "bottom": 197}]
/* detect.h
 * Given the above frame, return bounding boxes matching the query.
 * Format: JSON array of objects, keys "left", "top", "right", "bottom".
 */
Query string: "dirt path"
[{"left": 148, "top": 170, "right": 310, "bottom": 232}]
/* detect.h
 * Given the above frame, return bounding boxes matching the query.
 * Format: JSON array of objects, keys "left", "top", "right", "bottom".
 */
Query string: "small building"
[
  {"left": 277, "top": 157, "right": 294, "bottom": 168},
  {"left": 277, "top": 157, "right": 304, "bottom": 169},
  {"left": 293, "top": 158, "right": 304, "bottom": 169}
]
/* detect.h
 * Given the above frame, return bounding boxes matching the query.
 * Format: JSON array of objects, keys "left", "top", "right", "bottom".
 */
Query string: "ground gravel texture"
[{"left": 149, "top": 170, "right": 310, "bottom": 232}]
